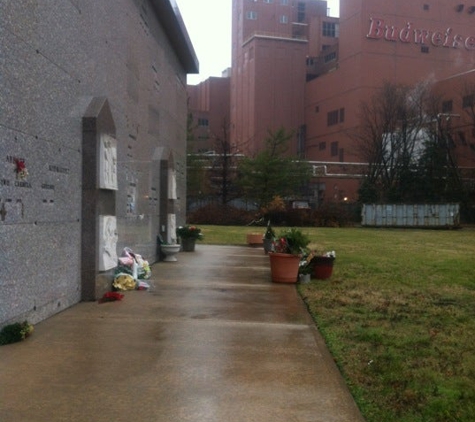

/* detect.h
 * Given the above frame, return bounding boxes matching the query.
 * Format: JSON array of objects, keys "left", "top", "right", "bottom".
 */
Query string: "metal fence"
[{"left": 361, "top": 203, "right": 460, "bottom": 228}]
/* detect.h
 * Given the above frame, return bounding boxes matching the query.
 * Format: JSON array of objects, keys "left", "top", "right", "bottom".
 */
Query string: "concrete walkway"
[{"left": 0, "top": 245, "right": 365, "bottom": 422}]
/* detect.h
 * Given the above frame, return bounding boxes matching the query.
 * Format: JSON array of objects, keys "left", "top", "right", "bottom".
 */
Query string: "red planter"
[
  {"left": 269, "top": 252, "right": 300, "bottom": 283},
  {"left": 313, "top": 256, "right": 335, "bottom": 280}
]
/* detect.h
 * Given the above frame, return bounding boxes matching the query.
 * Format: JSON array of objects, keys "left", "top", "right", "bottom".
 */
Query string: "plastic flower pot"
[
  {"left": 313, "top": 256, "right": 335, "bottom": 280},
  {"left": 181, "top": 238, "right": 196, "bottom": 252}
]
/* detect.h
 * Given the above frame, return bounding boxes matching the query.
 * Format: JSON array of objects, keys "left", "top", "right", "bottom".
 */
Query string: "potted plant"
[
  {"left": 269, "top": 228, "right": 310, "bottom": 283},
  {"left": 311, "top": 250, "right": 336, "bottom": 280},
  {"left": 262, "top": 220, "right": 276, "bottom": 254},
  {"left": 246, "top": 232, "right": 264, "bottom": 246},
  {"left": 176, "top": 225, "right": 203, "bottom": 252}
]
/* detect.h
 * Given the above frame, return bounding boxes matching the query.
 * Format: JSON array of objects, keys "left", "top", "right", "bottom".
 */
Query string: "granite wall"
[{"left": 0, "top": 0, "right": 194, "bottom": 326}]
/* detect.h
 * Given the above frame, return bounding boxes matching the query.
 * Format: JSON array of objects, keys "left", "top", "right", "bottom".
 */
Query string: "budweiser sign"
[{"left": 366, "top": 17, "right": 475, "bottom": 50}]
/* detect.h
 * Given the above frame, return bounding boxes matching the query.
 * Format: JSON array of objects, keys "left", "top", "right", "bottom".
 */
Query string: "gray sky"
[{"left": 175, "top": 0, "right": 340, "bottom": 85}]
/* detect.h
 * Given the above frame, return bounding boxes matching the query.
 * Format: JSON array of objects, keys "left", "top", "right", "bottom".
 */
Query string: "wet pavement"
[{"left": 0, "top": 245, "right": 365, "bottom": 422}]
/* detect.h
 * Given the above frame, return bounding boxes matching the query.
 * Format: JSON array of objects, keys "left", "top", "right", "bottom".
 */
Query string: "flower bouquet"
[
  {"left": 0, "top": 321, "right": 34, "bottom": 345},
  {"left": 311, "top": 250, "right": 336, "bottom": 280},
  {"left": 176, "top": 225, "right": 203, "bottom": 240},
  {"left": 176, "top": 225, "right": 203, "bottom": 252}
]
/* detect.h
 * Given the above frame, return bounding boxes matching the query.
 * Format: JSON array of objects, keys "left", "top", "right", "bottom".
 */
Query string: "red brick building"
[
  {"left": 187, "top": 75, "right": 231, "bottom": 153},
  {"left": 188, "top": 0, "right": 475, "bottom": 204}
]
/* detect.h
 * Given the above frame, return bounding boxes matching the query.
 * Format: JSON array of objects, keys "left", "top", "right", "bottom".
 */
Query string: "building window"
[
  {"left": 264, "top": 0, "right": 273, "bottom": 3},
  {"left": 339, "top": 148, "right": 344, "bottom": 162},
  {"left": 463, "top": 94, "right": 474, "bottom": 108},
  {"left": 297, "top": 2, "right": 306, "bottom": 22},
  {"left": 280, "top": 15, "right": 288, "bottom": 23},
  {"left": 324, "top": 51, "right": 337, "bottom": 63},
  {"left": 315, "top": 105, "right": 320, "bottom": 113},
  {"left": 423, "top": 4, "right": 430, "bottom": 10},
  {"left": 319, "top": 141, "right": 326, "bottom": 150},
  {"left": 323, "top": 22, "right": 339, "bottom": 37},
  {"left": 442, "top": 100, "right": 453, "bottom": 113},
  {"left": 281, "top": 0, "right": 288, "bottom": 4},
  {"left": 331, "top": 141, "right": 339, "bottom": 156},
  {"left": 327, "top": 110, "right": 339, "bottom": 126},
  {"left": 246, "top": 11, "right": 257, "bottom": 20},
  {"left": 421, "top": 46, "right": 429, "bottom": 53},
  {"left": 339, "top": 108, "right": 345, "bottom": 123},
  {"left": 198, "top": 118, "right": 209, "bottom": 127}
]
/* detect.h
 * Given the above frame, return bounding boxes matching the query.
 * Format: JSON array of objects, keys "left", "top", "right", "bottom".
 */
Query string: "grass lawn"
[{"left": 199, "top": 225, "right": 475, "bottom": 422}]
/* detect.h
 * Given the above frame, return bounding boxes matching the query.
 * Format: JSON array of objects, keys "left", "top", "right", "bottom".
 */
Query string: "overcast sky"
[{"left": 175, "top": 0, "right": 340, "bottom": 85}]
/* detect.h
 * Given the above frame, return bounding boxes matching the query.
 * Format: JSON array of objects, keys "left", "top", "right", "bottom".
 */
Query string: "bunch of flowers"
[
  {"left": 14, "top": 158, "right": 28, "bottom": 180},
  {"left": 273, "top": 228, "right": 310, "bottom": 255},
  {"left": 310, "top": 250, "right": 336, "bottom": 265},
  {"left": 99, "top": 291, "right": 125, "bottom": 303},
  {"left": 176, "top": 225, "right": 203, "bottom": 240},
  {"left": 0, "top": 321, "right": 34, "bottom": 345},
  {"left": 299, "top": 251, "right": 315, "bottom": 275}
]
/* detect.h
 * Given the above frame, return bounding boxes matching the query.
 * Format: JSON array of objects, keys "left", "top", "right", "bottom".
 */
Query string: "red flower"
[
  {"left": 14, "top": 158, "right": 28, "bottom": 180},
  {"left": 15, "top": 159, "right": 26, "bottom": 172},
  {"left": 98, "top": 291, "right": 125, "bottom": 303}
]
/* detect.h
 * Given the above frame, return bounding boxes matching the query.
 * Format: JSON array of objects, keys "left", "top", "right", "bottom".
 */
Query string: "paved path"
[{"left": 0, "top": 245, "right": 365, "bottom": 422}]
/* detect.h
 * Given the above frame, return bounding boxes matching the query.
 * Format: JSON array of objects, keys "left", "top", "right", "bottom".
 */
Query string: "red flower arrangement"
[
  {"left": 14, "top": 158, "right": 28, "bottom": 180},
  {"left": 176, "top": 225, "right": 203, "bottom": 240},
  {"left": 98, "top": 291, "right": 125, "bottom": 304}
]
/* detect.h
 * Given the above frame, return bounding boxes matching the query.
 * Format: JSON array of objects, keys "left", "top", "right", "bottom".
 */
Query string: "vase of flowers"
[
  {"left": 176, "top": 225, "right": 203, "bottom": 252},
  {"left": 269, "top": 228, "right": 310, "bottom": 283}
]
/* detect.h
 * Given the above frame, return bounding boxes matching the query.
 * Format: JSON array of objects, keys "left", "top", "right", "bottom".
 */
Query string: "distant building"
[
  {"left": 187, "top": 0, "right": 475, "bottom": 204},
  {"left": 187, "top": 76, "right": 231, "bottom": 153}
]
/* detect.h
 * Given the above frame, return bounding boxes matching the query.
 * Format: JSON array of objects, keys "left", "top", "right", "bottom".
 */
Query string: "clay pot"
[{"left": 269, "top": 252, "right": 300, "bottom": 283}]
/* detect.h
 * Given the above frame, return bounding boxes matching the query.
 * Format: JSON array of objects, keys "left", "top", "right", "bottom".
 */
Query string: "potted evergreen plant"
[{"left": 269, "top": 228, "right": 310, "bottom": 283}]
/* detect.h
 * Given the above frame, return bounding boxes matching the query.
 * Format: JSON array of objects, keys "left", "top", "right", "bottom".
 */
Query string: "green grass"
[{"left": 199, "top": 225, "right": 475, "bottom": 422}]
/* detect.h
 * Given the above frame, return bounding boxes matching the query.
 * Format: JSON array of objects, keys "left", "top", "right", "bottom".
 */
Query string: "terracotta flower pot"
[
  {"left": 269, "top": 252, "right": 300, "bottom": 283},
  {"left": 247, "top": 233, "right": 264, "bottom": 246}
]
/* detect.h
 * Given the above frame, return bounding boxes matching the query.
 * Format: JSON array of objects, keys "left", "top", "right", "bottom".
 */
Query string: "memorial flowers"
[
  {"left": 99, "top": 291, "right": 125, "bottom": 303},
  {"left": 176, "top": 225, "right": 203, "bottom": 241},
  {"left": 0, "top": 321, "right": 34, "bottom": 345},
  {"left": 14, "top": 158, "right": 28, "bottom": 180},
  {"left": 273, "top": 228, "right": 310, "bottom": 255}
]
